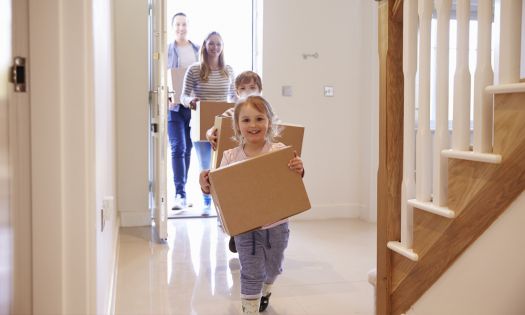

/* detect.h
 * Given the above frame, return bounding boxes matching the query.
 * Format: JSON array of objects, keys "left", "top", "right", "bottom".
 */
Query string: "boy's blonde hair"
[
  {"left": 232, "top": 96, "right": 280, "bottom": 144},
  {"left": 235, "top": 71, "right": 262, "bottom": 92}
]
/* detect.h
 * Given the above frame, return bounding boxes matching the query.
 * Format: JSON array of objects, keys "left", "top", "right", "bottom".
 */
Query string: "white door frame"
[{"left": 149, "top": 0, "right": 169, "bottom": 241}]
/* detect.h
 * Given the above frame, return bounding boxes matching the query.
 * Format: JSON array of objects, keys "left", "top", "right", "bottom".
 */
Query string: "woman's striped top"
[{"left": 180, "top": 63, "right": 237, "bottom": 107}]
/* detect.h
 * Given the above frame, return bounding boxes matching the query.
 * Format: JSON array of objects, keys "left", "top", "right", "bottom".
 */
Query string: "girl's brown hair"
[
  {"left": 232, "top": 96, "right": 280, "bottom": 144},
  {"left": 199, "top": 31, "right": 228, "bottom": 81}
]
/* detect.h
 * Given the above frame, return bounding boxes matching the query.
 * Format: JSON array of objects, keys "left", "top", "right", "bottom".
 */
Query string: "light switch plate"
[
  {"left": 324, "top": 86, "right": 334, "bottom": 97},
  {"left": 282, "top": 85, "right": 293, "bottom": 97}
]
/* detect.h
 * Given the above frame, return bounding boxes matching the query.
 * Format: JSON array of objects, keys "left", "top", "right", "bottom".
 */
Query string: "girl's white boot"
[{"left": 241, "top": 298, "right": 260, "bottom": 314}]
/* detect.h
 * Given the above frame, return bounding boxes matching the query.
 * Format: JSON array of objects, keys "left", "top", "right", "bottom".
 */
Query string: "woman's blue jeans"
[
  {"left": 193, "top": 140, "right": 212, "bottom": 206},
  {"left": 167, "top": 106, "right": 192, "bottom": 199}
]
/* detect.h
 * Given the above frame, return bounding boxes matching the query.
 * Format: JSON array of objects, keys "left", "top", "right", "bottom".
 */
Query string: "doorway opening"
[{"left": 165, "top": 0, "right": 260, "bottom": 219}]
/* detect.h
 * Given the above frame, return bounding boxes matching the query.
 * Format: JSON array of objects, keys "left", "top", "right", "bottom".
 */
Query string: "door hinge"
[{"left": 9, "top": 57, "right": 26, "bottom": 92}]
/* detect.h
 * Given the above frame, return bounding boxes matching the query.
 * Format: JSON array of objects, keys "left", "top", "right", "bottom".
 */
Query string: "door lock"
[{"left": 9, "top": 57, "right": 26, "bottom": 92}]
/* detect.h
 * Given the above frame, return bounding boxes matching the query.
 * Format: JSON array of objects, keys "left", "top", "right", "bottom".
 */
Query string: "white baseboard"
[
  {"left": 291, "top": 203, "right": 364, "bottom": 221},
  {"left": 119, "top": 211, "right": 150, "bottom": 227},
  {"left": 107, "top": 216, "right": 120, "bottom": 315}
]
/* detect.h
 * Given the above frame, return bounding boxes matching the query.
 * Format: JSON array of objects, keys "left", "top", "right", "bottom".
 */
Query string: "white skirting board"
[
  {"left": 120, "top": 204, "right": 369, "bottom": 226},
  {"left": 107, "top": 217, "right": 120, "bottom": 315},
  {"left": 119, "top": 211, "right": 151, "bottom": 227},
  {"left": 291, "top": 203, "right": 365, "bottom": 221}
]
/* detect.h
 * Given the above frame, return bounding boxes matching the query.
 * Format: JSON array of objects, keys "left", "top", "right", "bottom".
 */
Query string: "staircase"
[
  {"left": 389, "top": 87, "right": 525, "bottom": 314},
  {"left": 376, "top": 0, "right": 525, "bottom": 314}
]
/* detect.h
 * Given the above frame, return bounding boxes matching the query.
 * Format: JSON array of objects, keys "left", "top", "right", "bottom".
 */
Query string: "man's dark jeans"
[{"left": 167, "top": 106, "right": 192, "bottom": 199}]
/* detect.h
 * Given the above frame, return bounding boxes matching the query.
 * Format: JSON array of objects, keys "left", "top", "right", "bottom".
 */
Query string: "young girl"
[{"left": 200, "top": 96, "right": 304, "bottom": 314}]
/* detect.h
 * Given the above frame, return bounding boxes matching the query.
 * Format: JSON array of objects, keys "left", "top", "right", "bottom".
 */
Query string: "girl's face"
[
  {"left": 237, "top": 80, "right": 261, "bottom": 98},
  {"left": 173, "top": 15, "right": 188, "bottom": 41},
  {"left": 205, "top": 34, "right": 223, "bottom": 59},
  {"left": 238, "top": 104, "right": 269, "bottom": 144}
]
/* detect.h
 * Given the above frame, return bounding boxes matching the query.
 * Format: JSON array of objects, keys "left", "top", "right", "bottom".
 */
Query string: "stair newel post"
[
  {"left": 499, "top": 0, "right": 522, "bottom": 84},
  {"left": 416, "top": 0, "right": 433, "bottom": 203},
  {"left": 473, "top": 0, "right": 495, "bottom": 153},
  {"left": 401, "top": 0, "right": 418, "bottom": 248},
  {"left": 452, "top": 0, "right": 472, "bottom": 151},
  {"left": 433, "top": 0, "right": 452, "bottom": 207}
]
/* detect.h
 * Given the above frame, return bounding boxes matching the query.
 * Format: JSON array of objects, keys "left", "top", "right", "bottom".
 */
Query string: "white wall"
[
  {"left": 31, "top": 0, "right": 96, "bottom": 312},
  {"left": 262, "top": 0, "right": 379, "bottom": 221},
  {"left": 406, "top": 192, "right": 525, "bottom": 315},
  {"left": 30, "top": 0, "right": 119, "bottom": 313},
  {"left": 113, "top": 0, "right": 380, "bottom": 225},
  {"left": 93, "top": 0, "right": 120, "bottom": 313},
  {"left": 114, "top": 0, "right": 150, "bottom": 226}
]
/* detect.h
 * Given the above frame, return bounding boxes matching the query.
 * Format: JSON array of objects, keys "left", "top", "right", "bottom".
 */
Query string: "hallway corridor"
[{"left": 115, "top": 218, "right": 376, "bottom": 315}]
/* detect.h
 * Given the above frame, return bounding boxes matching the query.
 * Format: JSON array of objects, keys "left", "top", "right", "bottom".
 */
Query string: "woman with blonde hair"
[{"left": 180, "top": 31, "right": 236, "bottom": 214}]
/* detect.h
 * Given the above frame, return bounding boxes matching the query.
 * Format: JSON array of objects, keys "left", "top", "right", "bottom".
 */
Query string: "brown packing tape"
[{"left": 209, "top": 146, "right": 311, "bottom": 236}]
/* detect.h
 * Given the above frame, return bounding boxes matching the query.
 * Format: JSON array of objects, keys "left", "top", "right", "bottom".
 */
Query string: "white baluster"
[
  {"left": 499, "top": 0, "right": 523, "bottom": 84},
  {"left": 416, "top": 0, "right": 433, "bottom": 202},
  {"left": 401, "top": 0, "right": 418, "bottom": 248},
  {"left": 433, "top": 0, "right": 452, "bottom": 207},
  {"left": 452, "top": 0, "right": 471, "bottom": 151},
  {"left": 473, "top": 0, "right": 495, "bottom": 153}
]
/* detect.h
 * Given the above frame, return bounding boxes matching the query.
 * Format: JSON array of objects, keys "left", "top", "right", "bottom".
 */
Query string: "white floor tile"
[{"left": 115, "top": 218, "right": 376, "bottom": 315}]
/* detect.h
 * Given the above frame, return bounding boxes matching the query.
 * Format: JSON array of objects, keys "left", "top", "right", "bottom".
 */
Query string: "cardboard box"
[
  {"left": 208, "top": 146, "right": 311, "bottom": 236},
  {"left": 211, "top": 116, "right": 238, "bottom": 169},
  {"left": 170, "top": 67, "right": 187, "bottom": 102},
  {"left": 190, "top": 101, "right": 234, "bottom": 141},
  {"left": 211, "top": 116, "right": 305, "bottom": 169}
]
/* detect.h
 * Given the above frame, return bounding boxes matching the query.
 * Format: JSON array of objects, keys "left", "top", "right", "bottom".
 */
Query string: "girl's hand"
[
  {"left": 206, "top": 127, "right": 219, "bottom": 150},
  {"left": 288, "top": 151, "right": 304, "bottom": 176},
  {"left": 199, "top": 170, "right": 211, "bottom": 193}
]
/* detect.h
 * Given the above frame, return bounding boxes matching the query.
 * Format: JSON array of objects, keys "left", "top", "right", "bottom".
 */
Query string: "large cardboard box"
[
  {"left": 209, "top": 146, "right": 311, "bottom": 236},
  {"left": 211, "top": 116, "right": 305, "bottom": 169},
  {"left": 190, "top": 101, "right": 234, "bottom": 141}
]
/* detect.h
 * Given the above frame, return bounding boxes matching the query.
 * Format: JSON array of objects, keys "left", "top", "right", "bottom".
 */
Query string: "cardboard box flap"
[{"left": 209, "top": 146, "right": 311, "bottom": 236}]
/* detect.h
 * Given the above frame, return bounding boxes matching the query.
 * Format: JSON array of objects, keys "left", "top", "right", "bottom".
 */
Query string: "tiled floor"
[{"left": 115, "top": 218, "right": 376, "bottom": 315}]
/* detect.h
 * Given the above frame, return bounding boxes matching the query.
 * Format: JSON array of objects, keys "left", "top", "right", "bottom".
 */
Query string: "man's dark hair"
[{"left": 171, "top": 12, "right": 186, "bottom": 26}]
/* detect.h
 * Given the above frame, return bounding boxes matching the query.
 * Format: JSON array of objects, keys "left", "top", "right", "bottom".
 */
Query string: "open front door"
[{"left": 149, "top": 0, "right": 168, "bottom": 241}]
